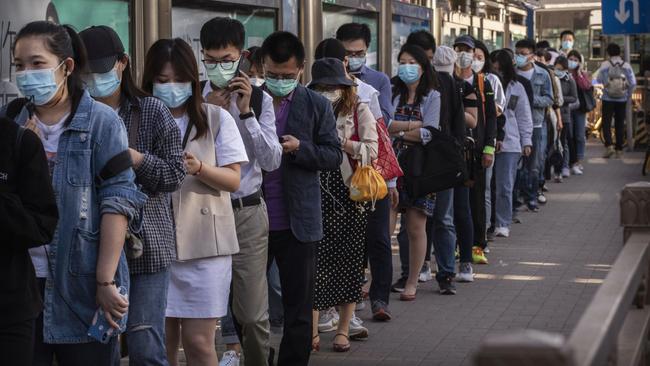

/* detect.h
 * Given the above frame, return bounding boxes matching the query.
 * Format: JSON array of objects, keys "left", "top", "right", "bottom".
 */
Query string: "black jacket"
[
  {"left": 464, "top": 72, "right": 497, "bottom": 153},
  {"left": 0, "top": 118, "right": 58, "bottom": 326}
]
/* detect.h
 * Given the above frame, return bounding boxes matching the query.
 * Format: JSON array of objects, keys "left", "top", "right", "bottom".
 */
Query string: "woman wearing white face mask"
[
  {"left": 79, "top": 25, "right": 186, "bottom": 365},
  {"left": 3, "top": 21, "right": 145, "bottom": 365},
  {"left": 308, "top": 57, "right": 378, "bottom": 352},
  {"left": 142, "top": 38, "right": 248, "bottom": 366}
]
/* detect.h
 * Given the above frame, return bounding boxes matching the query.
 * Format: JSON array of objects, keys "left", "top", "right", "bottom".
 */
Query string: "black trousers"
[
  {"left": 365, "top": 196, "right": 393, "bottom": 304},
  {"left": 0, "top": 318, "right": 35, "bottom": 366},
  {"left": 601, "top": 100, "right": 627, "bottom": 150},
  {"left": 470, "top": 166, "right": 487, "bottom": 248},
  {"left": 268, "top": 230, "right": 315, "bottom": 366}
]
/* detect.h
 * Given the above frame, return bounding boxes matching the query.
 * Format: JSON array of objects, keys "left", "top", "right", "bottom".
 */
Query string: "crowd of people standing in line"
[{"left": 0, "top": 16, "right": 634, "bottom": 366}]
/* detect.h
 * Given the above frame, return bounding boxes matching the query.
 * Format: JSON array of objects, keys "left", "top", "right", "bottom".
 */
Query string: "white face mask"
[
  {"left": 455, "top": 51, "right": 474, "bottom": 69},
  {"left": 471, "top": 59, "right": 485, "bottom": 73},
  {"left": 249, "top": 77, "right": 264, "bottom": 87},
  {"left": 320, "top": 89, "right": 342, "bottom": 103}
]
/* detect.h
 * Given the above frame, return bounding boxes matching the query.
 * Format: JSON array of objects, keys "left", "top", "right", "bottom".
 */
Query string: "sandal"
[
  {"left": 312, "top": 334, "right": 320, "bottom": 352},
  {"left": 333, "top": 333, "right": 351, "bottom": 352}
]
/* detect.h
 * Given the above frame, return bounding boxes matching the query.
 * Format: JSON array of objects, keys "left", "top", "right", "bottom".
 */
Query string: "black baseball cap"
[
  {"left": 309, "top": 58, "right": 356, "bottom": 88},
  {"left": 453, "top": 35, "right": 475, "bottom": 50},
  {"left": 79, "top": 25, "right": 125, "bottom": 73}
]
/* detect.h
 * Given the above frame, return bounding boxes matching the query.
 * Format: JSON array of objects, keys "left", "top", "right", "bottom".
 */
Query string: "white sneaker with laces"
[
  {"left": 494, "top": 227, "right": 510, "bottom": 238},
  {"left": 561, "top": 168, "right": 571, "bottom": 178},
  {"left": 457, "top": 263, "right": 474, "bottom": 282},
  {"left": 318, "top": 307, "right": 338, "bottom": 333},
  {"left": 219, "top": 350, "right": 241, "bottom": 366},
  {"left": 537, "top": 193, "right": 547, "bottom": 204},
  {"left": 349, "top": 314, "right": 368, "bottom": 340},
  {"left": 571, "top": 166, "right": 583, "bottom": 175},
  {"left": 418, "top": 262, "right": 432, "bottom": 282}
]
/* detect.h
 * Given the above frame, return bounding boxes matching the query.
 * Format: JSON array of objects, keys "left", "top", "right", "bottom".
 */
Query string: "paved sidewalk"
[{"left": 307, "top": 143, "right": 645, "bottom": 366}]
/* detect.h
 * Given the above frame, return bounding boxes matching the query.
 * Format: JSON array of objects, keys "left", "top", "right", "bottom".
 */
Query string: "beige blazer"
[
  {"left": 171, "top": 103, "right": 239, "bottom": 261},
  {"left": 338, "top": 102, "right": 379, "bottom": 187}
]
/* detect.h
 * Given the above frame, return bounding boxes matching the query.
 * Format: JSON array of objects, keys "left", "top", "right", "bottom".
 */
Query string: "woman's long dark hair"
[
  {"left": 141, "top": 38, "right": 207, "bottom": 140},
  {"left": 392, "top": 44, "right": 438, "bottom": 107},
  {"left": 14, "top": 21, "right": 87, "bottom": 125},
  {"left": 490, "top": 49, "right": 516, "bottom": 88},
  {"left": 119, "top": 53, "right": 148, "bottom": 103}
]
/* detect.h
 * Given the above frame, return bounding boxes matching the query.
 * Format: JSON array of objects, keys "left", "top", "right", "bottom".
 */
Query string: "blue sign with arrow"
[{"left": 602, "top": 0, "right": 650, "bottom": 34}]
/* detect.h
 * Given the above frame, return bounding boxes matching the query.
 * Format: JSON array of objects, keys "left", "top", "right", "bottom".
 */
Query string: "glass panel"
[
  {"left": 52, "top": 0, "right": 130, "bottom": 51},
  {"left": 322, "top": 3, "right": 379, "bottom": 69},
  {"left": 391, "top": 14, "right": 430, "bottom": 76},
  {"left": 172, "top": 1, "right": 277, "bottom": 80}
]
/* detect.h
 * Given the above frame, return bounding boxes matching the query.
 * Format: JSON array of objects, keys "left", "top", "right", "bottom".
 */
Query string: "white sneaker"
[
  {"left": 494, "top": 227, "right": 510, "bottom": 238},
  {"left": 318, "top": 307, "right": 338, "bottom": 333},
  {"left": 355, "top": 301, "right": 366, "bottom": 311},
  {"left": 349, "top": 314, "right": 368, "bottom": 340},
  {"left": 571, "top": 166, "right": 583, "bottom": 175},
  {"left": 537, "top": 193, "right": 547, "bottom": 204},
  {"left": 457, "top": 263, "right": 474, "bottom": 282},
  {"left": 418, "top": 262, "right": 432, "bottom": 282},
  {"left": 561, "top": 168, "right": 571, "bottom": 178},
  {"left": 219, "top": 350, "right": 241, "bottom": 366}
]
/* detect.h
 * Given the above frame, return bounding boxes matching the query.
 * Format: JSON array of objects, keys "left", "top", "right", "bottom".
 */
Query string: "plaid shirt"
[{"left": 119, "top": 96, "right": 185, "bottom": 274}]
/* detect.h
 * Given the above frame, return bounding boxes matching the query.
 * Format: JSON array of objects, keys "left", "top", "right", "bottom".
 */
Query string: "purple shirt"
[{"left": 263, "top": 91, "right": 293, "bottom": 231}]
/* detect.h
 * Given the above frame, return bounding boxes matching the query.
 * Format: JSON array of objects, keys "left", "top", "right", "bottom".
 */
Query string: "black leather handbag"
[{"left": 398, "top": 126, "right": 468, "bottom": 197}]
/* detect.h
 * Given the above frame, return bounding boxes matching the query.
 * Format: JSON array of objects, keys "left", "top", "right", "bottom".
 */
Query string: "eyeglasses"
[
  {"left": 202, "top": 59, "right": 237, "bottom": 71},
  {"left": 345, "top": 50, "right": 367, "bottom": 58},
  {"left": 264, "top": 71, "right": 299, "bottom": 80}
]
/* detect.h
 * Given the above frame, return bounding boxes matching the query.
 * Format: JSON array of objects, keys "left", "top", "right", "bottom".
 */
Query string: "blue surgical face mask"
[
  {"left": 561, "top": 40, "right": 574, "bottom": 50},
  {"left": 568, "top": 60, "right": 579, "bottom": 70},
  {"left": 554, "top": 69, "right": 567, "bottom": 78},
  {"left": 15, "top": 61, "right": 65, "bottom": 106},
  {"left": 206, "top": 58, "right": 240, "bottom": 89},
  {"left": 398, "top": 64, "right": 420, "bottom": 84},
  {"left": 348, "top": 56, "right": 366, "bottom": 72},
  {"left": 153, "top": 82, "right": 192, "bottom": 108},
  {"left": 515, "top": 54, "right": 530, "bottom": 69},
  {"left": 265, "top": 77, "right": 299, "bottom": 97},
  {"left": 84, "top": 69, "right": 121, "bottom": 98}
]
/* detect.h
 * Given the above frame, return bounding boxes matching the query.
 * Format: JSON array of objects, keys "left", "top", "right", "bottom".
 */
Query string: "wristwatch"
[{"left": 239, "top": 111, "right": 255, "bottom": 120}]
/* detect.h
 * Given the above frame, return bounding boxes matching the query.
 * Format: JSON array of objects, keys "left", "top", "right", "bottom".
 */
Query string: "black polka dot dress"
[{"left": 314, "top": 169, "right": 368, "bottom": 311}]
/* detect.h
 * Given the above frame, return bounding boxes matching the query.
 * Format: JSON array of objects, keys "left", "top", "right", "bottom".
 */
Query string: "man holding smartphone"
[{"left": 199, "top": 17, "right": 283, "bottom": 366}]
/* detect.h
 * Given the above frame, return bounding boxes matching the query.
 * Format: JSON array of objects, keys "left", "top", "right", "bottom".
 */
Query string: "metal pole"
[
  {"left": 625, "top": 34, "right": 635, "bottom": 151},
  {"left": 299, "top": 0, "right": 322, "bottom": 83},
  {"left": 379, "top": 0, "right": 392, "bottom": 75}
]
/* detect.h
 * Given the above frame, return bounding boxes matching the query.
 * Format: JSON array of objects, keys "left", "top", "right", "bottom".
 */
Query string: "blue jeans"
[
  {"left": 524, "top": 127, "right": 543, "bottom": 204},
  {"left": 432, "top": 188, "right": 456, "bottom": 280},
  {"left": 495, "top": 152, "right": 521, "bottom": 229},
  {"left": 221, "top": 260, "right": 284, "bottom": 343},
  {"left": 127, "top": 269, "right": 170, "bottom": 366},
  {"left": 268, "top": 259, "right": 284, "bottom": 328},
  {"left": 572, "top": 110, "right": 587, "bottom": 161},
  {"left": 485, "top": 164, "right": 493, "bottom": 228},
  {"left": 538, "top": 123, "right": 548, "bottom": 184},
  {"left": 366, "top": 196, "right": 393, "bottom": 304},
  {"left": 454, "top": 186, "right": 474, "bottom": 264}
]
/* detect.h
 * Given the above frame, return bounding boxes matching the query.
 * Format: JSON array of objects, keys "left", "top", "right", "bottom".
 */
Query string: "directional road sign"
[{"left": 602, "top": 0, "right": 650, "bottom": 35}]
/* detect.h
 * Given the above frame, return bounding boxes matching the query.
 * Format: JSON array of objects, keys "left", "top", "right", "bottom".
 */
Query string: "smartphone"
[{"left": 87, "top": 286, "right": 128, "bottom": 344}]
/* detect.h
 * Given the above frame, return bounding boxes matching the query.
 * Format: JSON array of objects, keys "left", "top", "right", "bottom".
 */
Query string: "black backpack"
[{"left": 398, "top": 126, "right": 468, "bottom": 197}]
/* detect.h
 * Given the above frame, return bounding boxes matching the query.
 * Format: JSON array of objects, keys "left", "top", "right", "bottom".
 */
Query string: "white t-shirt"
[
  {"left": 517, "top": 68, "right": 535, "bottom": 80},
  {"left": 355, "top": 78, "right": 382, "bottom": 121},
  {"left": 174, "top": 108, "right": 249, "bottom": 167},
  {"left": 29, "top": 113, "right": 69, "bottom": 278}
]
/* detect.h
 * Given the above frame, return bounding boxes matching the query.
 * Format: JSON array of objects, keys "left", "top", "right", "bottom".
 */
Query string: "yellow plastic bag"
[{"left": 349, "top": 165, "right": 388, "bottom": 204}]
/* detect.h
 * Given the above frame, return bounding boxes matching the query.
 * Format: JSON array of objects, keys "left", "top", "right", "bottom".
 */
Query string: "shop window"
[
  {"left": 391, "top": 14, "right": 430, "bottom": 75},
  {"left": 322, "top": 4, "right": 379, "bottom": 70}
]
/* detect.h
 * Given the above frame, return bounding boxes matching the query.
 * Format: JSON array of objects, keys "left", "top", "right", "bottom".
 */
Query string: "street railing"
[{"left": 473, "top": 182, "right": 650, "bottom": 366}]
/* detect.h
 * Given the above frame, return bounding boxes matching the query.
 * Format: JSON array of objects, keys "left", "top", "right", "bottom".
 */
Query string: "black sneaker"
[
  {"left": 390, "top": 277, "right": 407, "bottom": 293},
  {"left": 438, "top": 277, "right": 457, "bottom": 295},
  {"left": 371, "top": 300, "right": 392, "bottom": 321}
]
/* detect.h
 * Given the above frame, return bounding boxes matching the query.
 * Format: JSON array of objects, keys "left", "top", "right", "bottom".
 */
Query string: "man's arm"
[
  {"left": 290, "top": 98, "right": 343, "bottom": 171},
  {"left": 533, "top": 71, "right": 554, "bottom": 109},
  {"left": 482, "top": 81, "right": 497, "bottom": 153},
  {"left": 242, "top": 93, "right": 283, "bottom": 172},
  {"left": 376, "top": 73, "right": 394, "bottom": 125}
]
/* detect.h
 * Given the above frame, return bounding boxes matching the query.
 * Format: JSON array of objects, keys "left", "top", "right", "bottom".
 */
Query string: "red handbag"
[{"left": 350, "top": 106, "right": 404, "bottom": 181}]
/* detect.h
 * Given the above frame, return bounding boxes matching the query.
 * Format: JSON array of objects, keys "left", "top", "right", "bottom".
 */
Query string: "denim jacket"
[
  {"left": 519, "top": 64, "right": 554, "bottom": 128},
  {"left": 1, "top": 91, "right": 146, "bottom": 343}
]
